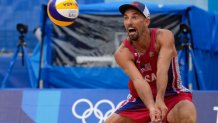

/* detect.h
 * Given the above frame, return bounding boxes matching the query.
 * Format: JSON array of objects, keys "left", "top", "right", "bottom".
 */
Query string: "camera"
[
  {"left": 179, "top": 24, "right": 190, "bottom": 35},
  {"left": 17, "top": 23, "right": 28, "bottom": 34}
]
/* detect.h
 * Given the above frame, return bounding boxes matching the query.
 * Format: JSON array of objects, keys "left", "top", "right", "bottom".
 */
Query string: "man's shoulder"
[
  {"left": 154, "top": 28, "right": 175, "bottom": 50},
  {"left": 115, "top": 43, "right": 130, "bottom": 55},
  {"left": 155, "top": 28, "right": 172, "bottom": 34},
  {"left": 155, "top": 29, "right": 174, "bottom": 39}
]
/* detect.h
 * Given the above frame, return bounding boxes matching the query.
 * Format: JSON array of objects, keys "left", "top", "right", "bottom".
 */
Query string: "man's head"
[{"left": 119, "top": 1, "right": 150, "bottom": 41}]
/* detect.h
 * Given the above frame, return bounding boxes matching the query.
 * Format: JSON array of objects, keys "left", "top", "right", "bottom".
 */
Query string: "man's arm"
[
  {"left": 155, "top": 29, "right": 177, "bottom": 119},
  {"left": 114, "top": 44, "right": 159, "bottom": 122}
]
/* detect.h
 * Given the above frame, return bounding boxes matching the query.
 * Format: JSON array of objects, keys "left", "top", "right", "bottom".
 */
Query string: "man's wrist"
[
  {"left": 147, "top": 105, "right": 155, "bottom": 112},
  {"left": 156, "top": 94, "right": 164, "bottom": 101}
]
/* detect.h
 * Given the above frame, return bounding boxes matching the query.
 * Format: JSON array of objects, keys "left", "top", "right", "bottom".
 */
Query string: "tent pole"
[{"left": 37, "top": 5, "right": 47, "bottom": 89}]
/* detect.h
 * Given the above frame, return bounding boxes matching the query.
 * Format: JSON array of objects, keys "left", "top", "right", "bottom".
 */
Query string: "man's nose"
[{"left": 125, "top": 18, "right": 133, "bottom": 26}]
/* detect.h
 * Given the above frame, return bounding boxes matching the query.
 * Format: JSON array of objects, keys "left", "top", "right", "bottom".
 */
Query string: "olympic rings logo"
[{"left": 72, "top": 99, "right": 124, "bottom": 123}]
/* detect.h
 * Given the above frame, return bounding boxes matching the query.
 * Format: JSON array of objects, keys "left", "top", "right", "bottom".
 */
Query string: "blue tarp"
[
  {"left": 189, "top": 6, "right": 218, "bottom": 52},
  {"left": 42, "top": 66, "right": 128, "bottom": 88}
]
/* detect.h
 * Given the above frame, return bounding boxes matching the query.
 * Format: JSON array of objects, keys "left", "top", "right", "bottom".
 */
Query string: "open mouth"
[{"left": 128, "top": 28, "right": 137, "bottom": 35}]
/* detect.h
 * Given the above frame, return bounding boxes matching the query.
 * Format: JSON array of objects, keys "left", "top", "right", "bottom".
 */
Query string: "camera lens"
[
  {"left": 17, "top": 23, "right": 28, "bottom": 34},
  {"left": 179, "top": 24, "right": 189, "bottom": 35}
]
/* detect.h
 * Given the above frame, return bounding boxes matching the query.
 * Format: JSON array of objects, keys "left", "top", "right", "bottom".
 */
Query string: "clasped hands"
[{"left": 149, "top": 100, "right": 168, "bottom": 123}]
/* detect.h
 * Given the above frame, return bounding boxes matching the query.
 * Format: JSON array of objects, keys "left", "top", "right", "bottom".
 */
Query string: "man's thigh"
[
  {"left": 167, "top": 100, "right": 196, "bottom": 123},
  {"left": 105, "top": 113, "right": 135, "bottom": 123}
]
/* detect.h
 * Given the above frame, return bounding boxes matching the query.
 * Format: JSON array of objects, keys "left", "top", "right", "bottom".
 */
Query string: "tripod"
[
  {"left": 178, "top": 24, "right": 206, "bottom": 90},
  {"left": 1, "top": 24, "right": 30, "bottom": 88}
]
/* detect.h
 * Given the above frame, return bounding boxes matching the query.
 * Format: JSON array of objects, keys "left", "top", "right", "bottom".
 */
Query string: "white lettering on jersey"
[
  {"left": 144, "top": 73, "right": 157, "bottom": 82},
  {"left": 151, "top": 73, "right": 157, "bottom": 82}
]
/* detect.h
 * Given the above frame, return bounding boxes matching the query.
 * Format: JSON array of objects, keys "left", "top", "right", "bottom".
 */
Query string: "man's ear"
[{"left": 145, "top": 18, "right": 150, "bottom": 27}]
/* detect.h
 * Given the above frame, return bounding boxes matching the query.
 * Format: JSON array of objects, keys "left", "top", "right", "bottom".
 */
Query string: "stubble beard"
[{"left": 128, "top": 32, "right": 139, "bottom": 41}]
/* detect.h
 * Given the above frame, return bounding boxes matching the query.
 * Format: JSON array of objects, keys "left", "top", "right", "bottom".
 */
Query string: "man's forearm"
[
  {"left": 133, "top": 78, "right": 155, "bottom": 109},
  {"left": 156, "top": 75, "right": 168, "bottom": 100}
]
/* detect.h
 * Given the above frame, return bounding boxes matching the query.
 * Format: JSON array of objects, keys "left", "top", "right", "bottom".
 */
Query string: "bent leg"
[
  {"left": 167, "top": 100, "right": 196, "bottom": 123},
  {"left": 104, "top": 113, "right": 135, "bottom": 123}
]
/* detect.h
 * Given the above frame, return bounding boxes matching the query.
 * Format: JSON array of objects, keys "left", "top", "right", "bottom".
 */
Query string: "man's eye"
[{"left": 132, "top": 16, "right": 137, "bottom": 19}]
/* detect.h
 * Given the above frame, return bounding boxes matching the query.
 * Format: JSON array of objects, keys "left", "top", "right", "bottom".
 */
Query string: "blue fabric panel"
[
  {"left": 189, "top": 6, "right": 218, "bottom": 52},
  {"left": 0, "top": 56, "right": 32, "bottom": 88},
  {"left": 193, "top": 50, "right": 218, "bottom": 90},
  {"left": 0, "top": 47, "right": 38, "bottom": 88},
  {"left": 189, "top": 49, "right": 206, "bottom": 90},
  {"left": 42, "top": 66, "right": 129, "bottom": 88}
]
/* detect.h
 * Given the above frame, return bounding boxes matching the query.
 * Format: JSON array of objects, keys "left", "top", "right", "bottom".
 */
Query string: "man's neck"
[{"left": 132, "top": 28, "right": 151, "bottom": 53}]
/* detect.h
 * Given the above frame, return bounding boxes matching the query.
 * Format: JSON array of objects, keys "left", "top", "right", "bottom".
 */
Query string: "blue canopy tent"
[{"left": 34, "top": 2, "right": 218, "bottom": 90}]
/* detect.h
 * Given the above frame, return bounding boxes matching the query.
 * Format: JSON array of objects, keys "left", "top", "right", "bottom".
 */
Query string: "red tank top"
[{"left": 123, "top": 28, "right": 190, "bottom": 98}]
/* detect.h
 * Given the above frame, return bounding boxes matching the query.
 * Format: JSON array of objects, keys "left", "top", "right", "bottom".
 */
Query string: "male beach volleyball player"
[{"left": 105, "top": 1, "right": 196, "bottom": 123}]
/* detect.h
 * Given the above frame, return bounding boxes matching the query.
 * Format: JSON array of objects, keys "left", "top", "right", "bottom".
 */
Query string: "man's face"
[{"left": 123, "top": 9, "right": 149, "bottom": 41}]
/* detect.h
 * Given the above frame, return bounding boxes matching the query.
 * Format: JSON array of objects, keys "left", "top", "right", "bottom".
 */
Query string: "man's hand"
[
  {"left": 155, "top": 99, "right": 168, "bottom": 120},
  {"left": 149, "top": 107, "right": 161, "bottom": 123}
]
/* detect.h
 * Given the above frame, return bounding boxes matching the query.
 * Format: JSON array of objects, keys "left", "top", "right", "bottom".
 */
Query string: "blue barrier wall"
[{"left": 0, "top": 89, "right": 217, "bottom": 123}]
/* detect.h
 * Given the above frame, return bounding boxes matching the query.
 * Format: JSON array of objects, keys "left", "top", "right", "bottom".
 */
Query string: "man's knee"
[
  {"left": 104, "top": 118, "right": 111, "bottom": 123},
  {"left": 177, "top": 100, "right": 196, "bottom": 123},
  {"left": 167, "top": 100, "right": 196, "bottom": 123},
  {"left": 104, "top": 114, "right": 116, "bottom": 123},
  {"left": 104, "top": 113, "right": 122, "bottom": 123},
  {"left": 104, "top": 113, "right": 134, "bottom": 123},
  {"left": 180, "top": 116, "right": 195, "bottom": 123}
]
